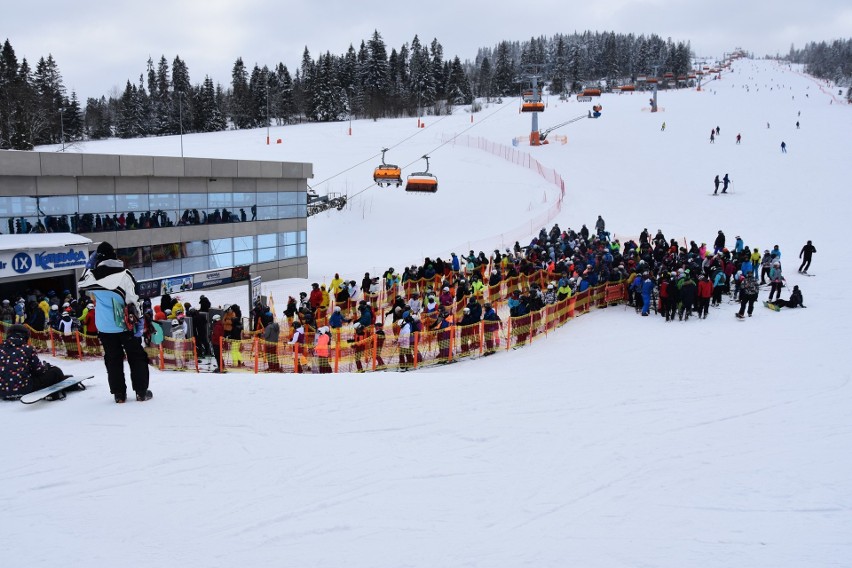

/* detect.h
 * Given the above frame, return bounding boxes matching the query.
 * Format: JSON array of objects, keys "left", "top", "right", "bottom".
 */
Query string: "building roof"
[{"left": 0, "top": 233, "right": 92, "bottom": 252}]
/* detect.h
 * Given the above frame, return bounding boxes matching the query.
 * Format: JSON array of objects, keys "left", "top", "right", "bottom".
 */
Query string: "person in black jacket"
[
  {"left": 678, "top": 273, "right": 697, "bottom": 321},
  {"left": 0, "top": 325, "right": 66, "bottom": 399},
  {"left": 773, "top": 286, "right": 806, "bottom": 309},
  {"left": 798, "top": 240, "right": 816, "bottom": 274},
  {"left": 26, "top": 300, "right": 46, "bottom": 331},
  {"left": 713, "top": 230, "right": 726, "bottom": 254},
  {"left": 188, "top": 308, "right": 211, "bottom": 358}
]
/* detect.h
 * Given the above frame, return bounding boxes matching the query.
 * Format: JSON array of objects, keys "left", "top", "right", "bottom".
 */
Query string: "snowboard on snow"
[
  {"left": 763, "top": 301, "right": 781, "bottom": 312},
  {"left": 20, "top": 376, "right": 94, "bottom": 404}
]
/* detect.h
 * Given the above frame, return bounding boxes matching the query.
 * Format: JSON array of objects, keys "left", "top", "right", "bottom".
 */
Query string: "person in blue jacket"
[
  {"left": 357, "top": 302, "right": 373, "bottom": 327},
  {"left": 329, "top": 306, "right": 348, "bottom": 329},
  {"left": 641, "top": 273, "right": 655, "bottom": 316},
  {"left": 629, "top": 273, "right": 643, "bottom": 312},
  {"left": 451, "top": 253, "right": 460, "bottom": 273},
  {"left": 78, "top": 242, "right": 151, "bottom": 403}
]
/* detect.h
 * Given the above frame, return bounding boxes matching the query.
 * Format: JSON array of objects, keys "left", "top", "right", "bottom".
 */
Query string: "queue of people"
[{"left": 2, "top": 226, "right": 814, "bottom": 392}]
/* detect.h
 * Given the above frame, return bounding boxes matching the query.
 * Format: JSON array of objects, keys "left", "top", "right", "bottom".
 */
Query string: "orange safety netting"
[{"left": 215, "top": 280, "right": 627, "bottom": 375}]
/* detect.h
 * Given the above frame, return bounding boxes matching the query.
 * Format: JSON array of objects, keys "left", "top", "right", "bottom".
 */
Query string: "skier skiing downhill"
[
  {"left": 714, "top": 175, "right": 721, "bottom": 195},
  {"left": 722, "top": 174, "right": 731, "bottom": 193},
  {"left": 798, "top": 240, "right": 816, "bottom": 274}
]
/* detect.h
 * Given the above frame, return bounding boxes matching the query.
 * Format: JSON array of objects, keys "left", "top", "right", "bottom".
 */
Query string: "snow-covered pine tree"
[
  {"left": 408, "top": 35, "right": 435, "bottom": 110},
  {"left": 478, "top": 56, "right": 493, "bottom": 101},
  {"left": 64, "top": 91, "right": 83, "bottom": 141},
  {"left": 198, "top": 75, "right": 225, "bottom": 132},
  {"left": 275, "top": 63, "right": 294, "bottom": 124},
  {"left": 155, "top": 56, "right": 173, "bottom": 135},
  {"left": 550, "top": 37, "right": 568, "bottom": 95},
  {"left": 313, "top": 52, "right": 348, "bottom": 122},
  {"left": 430, "top": 38, "right": 445, "bottom": 101},
  {"left": 84, "top": 96, "right": 112, "bottom": 139},
  {"left": 33, "top": 54, "right": 65, "bottom": 144},
  {"left": 493, "top": 41, "right": 515, "bottom": 96},
  {"left": 362, "top": 30, "right": 389, "bottom": 120},
  {"left": 445, "top": 56, "right": 471, "bottom": 105},
  {"left": 172, "top": 56, "right": 193, "bottom": 133},
  {"left": 230, "top": 57, "right": 252, "bottom": 129}
]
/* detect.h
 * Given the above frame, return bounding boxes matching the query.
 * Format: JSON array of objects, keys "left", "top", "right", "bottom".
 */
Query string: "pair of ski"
[{"left": 19, "top": 376, "right": 94, "bottom": 404}]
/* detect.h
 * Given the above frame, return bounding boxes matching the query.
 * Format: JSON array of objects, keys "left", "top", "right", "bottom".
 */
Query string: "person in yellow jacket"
[
  {"left": 319, "top": 285, "right": 330, "bottom": 311},
  {"left": 38, "top": 296, "right": 50, "bottom": 318},
  {"left": 470, "top": 278, "right": 485, "bottom": 299},
  {"left": 170, "top": 299, "right": 185, "bottom": 319},
  {"left": 750, "top": 247, "right": 762, "bottom": 278},
  {"left": 314, "top": 326, "right": 332, "bottom": 373},
  {"left": 329, "top": 273, "right": 344, "bottom": 299}
]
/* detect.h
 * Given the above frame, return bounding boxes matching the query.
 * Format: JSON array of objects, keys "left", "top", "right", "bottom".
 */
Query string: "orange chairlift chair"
[
  {"left": 373, "top": 148, "right": 403, "bottom": 187},
  {"left": 521, "top": 88, "right": 545, "bottom": 113},
  {"left": 404, "top": 155, "right": 438, "bottom": 193}
]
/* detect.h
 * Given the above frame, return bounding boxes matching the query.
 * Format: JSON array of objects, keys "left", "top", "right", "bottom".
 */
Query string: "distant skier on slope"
[{"left": 798, "top": 240, "right": 816, "bottom": 274}]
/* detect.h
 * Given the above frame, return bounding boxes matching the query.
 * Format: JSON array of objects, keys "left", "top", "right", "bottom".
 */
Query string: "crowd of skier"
[
  {"left": 258, "top": 217, "right": 813, "bottom": 346},
  {"left": 1, "top": 218, "right": 815, "bottom": 391}
]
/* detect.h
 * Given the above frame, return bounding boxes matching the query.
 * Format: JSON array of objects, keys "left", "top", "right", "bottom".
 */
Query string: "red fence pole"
[
  {"left": 253, "top": 337, "right": 259, "bottom": 374},
  {"left": 334, "top": 329, "right": 340, "bottom": 373}
]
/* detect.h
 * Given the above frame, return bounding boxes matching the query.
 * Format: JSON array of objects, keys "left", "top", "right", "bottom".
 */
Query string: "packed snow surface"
[{"left": 5, "top": 60, "right": 852, "bottom": 567}]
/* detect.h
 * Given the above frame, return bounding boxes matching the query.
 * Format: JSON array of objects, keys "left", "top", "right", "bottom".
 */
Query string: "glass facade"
[
  {"left": 0, "top": 192, "right": 308, "bottom": 234},
  {"left": 115, "top": 231, "right": 307, "bottom": 280}
]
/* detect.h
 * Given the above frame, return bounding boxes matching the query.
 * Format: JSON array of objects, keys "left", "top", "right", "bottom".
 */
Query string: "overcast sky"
[{"left": 5, "top": 0, "right": 851, "bottom": 100}]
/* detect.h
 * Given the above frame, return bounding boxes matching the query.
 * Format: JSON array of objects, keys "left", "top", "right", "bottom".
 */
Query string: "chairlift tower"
[
  {"left": 529, "top": 74, "right": 542, "bottom": 144},
  {"left": 518, "top": 67, "right": 545, "bottom": 145},
  {"left": 650, "top": 65, "right": 659, "bottom": 112}
]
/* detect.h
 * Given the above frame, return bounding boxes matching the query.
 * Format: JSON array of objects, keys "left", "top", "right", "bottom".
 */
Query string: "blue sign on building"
[{"left": 11, "top": 253, "right": 32, "bottom": 274}]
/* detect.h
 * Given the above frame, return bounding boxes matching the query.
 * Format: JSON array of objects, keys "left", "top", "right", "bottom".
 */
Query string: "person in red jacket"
[
  {"left": 659, "top": 275, "right": 671, "bottom": 321},
  {"left": 210, "top": 314, "right": 224, "bottom": 372},
  {"left": 696, "top": 274, "right": 713, "bottom": 319},
  {"left": 724, "top": 259, "right": 736, "bottom": 295},
  {"left": 83, "top": 302, "right": 98, "bottom": 334},
  {"left": 308, "top": 282, "right": 323, "bottom": 310}
]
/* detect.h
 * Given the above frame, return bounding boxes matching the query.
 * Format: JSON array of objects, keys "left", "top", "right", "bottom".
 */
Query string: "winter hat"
[
  {"left": 212, "top": 314, "right": 221, "bottom": 321},
  {"left": 96, "top": 241, "right": 117, "bottom": 262},
  {"left": 171, "top": 319, "right": 180, "bottom": 327},
  {"left": 7, "top": 324, "right": 29, "bottom": 340}
]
